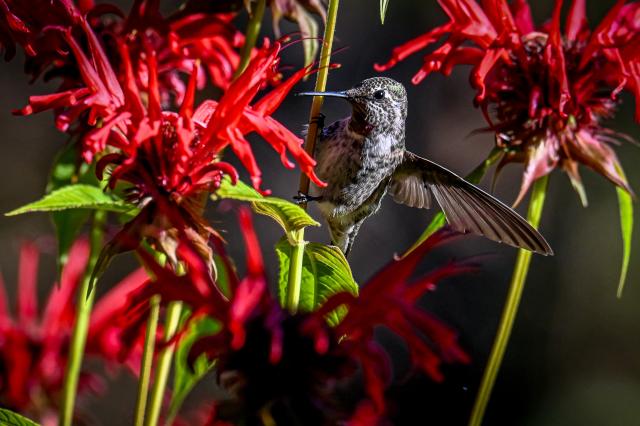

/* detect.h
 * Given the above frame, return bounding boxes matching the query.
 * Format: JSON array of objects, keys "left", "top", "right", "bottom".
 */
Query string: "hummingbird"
[{"left": 296, "top": 77, "right": 553, "bottom": 257}]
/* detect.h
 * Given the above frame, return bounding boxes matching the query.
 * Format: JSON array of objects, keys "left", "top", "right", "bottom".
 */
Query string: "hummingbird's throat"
[{"left": 349, "top": 109, "right": 374, "bottom": 136}]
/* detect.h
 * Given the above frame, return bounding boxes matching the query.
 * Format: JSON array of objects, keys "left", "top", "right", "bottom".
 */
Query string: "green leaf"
[
  {"left": 616, "top": 186, "right": 633, "bottom": 298},
  {"left": 52, "top": 209, "right": 91, "bottom": 269},
  {"left": 276, "top": 239, "right": 358, "bottom": 325},
  {"left": 380, "top": 0, "right": 390, "bottom": 24},
  {"left": 0, "top": 408, "right": 40, "bottom": 426},
  {"left": 46, "top": 144, "right": 97, "bottom": 272},
  {"left": 214, "top": 177, "right": 319, "bottom": 233},
  {"left": 168, "top": 312, "right": 220, "bottom": 424},
  {"left": 6, "top": 184, "right": 135, "bottom": 216}
]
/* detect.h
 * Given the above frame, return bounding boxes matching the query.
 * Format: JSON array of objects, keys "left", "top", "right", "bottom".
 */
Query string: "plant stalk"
[
  {"left": 297, "top": 0, "right": 340, "bottom": 197},
  {"left": 134, "top": 295, "right": 161, "bottom": 426},
  {"left": 59, "top": 210, "right": 106, "bottom": 426},
  {"left": 144, "top": 301, "right": 184, "bottom": 426},
  {"left": 234, "top": 0, "right": 266, "bottom": 79},
  {"left": 285, "top": 230, "right": 306, "bottom": 312},
  {"left": 285, "top": 0, "right": 340, "bottom": 312},
  {"left": 468, "top": 175, "right": 549, "bottom": 426}
]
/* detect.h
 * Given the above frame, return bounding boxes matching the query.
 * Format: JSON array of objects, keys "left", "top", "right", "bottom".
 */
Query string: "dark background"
[{"left": 1, "top": 1, "right": 639, "bottom": 424}]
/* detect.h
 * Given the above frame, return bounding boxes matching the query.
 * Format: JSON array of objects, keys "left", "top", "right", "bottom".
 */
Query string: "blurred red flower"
[
  {"left": 138, "top": 208, "right": 473, "bottom": 424},
  {"left": 0, "top": 239, "right": 148, "bottom": 422},
  {"left": 376, "top": 0, "right": 640, "bottom": 205}
]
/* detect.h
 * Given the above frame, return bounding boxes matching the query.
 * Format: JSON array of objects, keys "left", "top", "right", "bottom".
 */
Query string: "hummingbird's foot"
[
  {"left": 309, "top": 112, "right": 325, "bottom": 128},
  {"left": 293, "top": 191, "right": 321, "bottom": 204}
]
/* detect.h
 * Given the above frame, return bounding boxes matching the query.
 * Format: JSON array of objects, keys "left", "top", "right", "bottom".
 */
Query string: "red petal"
[
  {"left": 17, "top": 242, "right": 39, "bottom": 324},
  {"left": 238, "top": 208, "right": 264, "bottom": 277},
  {"left": 510, "top": 0, "right": 534, "bottom": 34},
  {"left": 514, "top": 135, "right": 559, "bottom": 206},
  {"left": 41, "top": 239, "right": 88, "bottom": 336},
  {"left": 566, "top": 0, "right": 587, "bottom": 41}
]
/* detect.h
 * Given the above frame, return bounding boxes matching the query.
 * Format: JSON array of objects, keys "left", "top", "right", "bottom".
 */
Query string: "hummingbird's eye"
[{"left": 373, "top": 90, "right": 385, "bottom": 100}]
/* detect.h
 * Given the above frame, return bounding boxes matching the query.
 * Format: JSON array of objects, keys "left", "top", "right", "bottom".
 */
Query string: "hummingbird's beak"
[{"left": 296, "top": 91, "right": 349, "bottom": 99}]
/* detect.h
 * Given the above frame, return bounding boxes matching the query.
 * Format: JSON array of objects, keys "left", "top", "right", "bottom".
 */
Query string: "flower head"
[
  {"left": 0, "top": 239, "right": 148, "bottom": 421},
  {"left": 0, "top": 0, "right": 81, "bottom": 64},
  {"left": 96, "top": 0, "right": 245, "bottom": 102},
  {"left": 139, "top": 209, "right": 474, "bottom": 424},
  {"left": 90, "top": 38, "right": 322, "bottom": 271},
  {"left": 376, "top": 0, "right": 640, "bottom": 204}
]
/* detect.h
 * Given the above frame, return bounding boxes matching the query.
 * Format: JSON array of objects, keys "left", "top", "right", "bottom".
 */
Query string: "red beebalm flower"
[
  {"left": 138, "top": 209, "right": 473, "bottom": 424},
  {"left": 2, "top": 0, "right": 243, "bottom": 100},
  {"left": 14, "top": 16, "right": 126, "bottom": 160},
  {"left": 376, "top": 0, "right": 640, "bottom": 205},
  {"left": 0, "top": 239, "right": 148, "bottom": 423},
  {"left": 89, "top": 38, "right": 322, "bottom": 273},
  {"left": 0, "top": 0, "right": 82, "bottom": 64},
  {"left": 94, "top": 0, "right": 244, "bottom": 103}
]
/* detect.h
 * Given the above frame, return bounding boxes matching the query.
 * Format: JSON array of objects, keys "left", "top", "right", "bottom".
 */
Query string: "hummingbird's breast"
[{"left": 313, "top": 118, "right": 404, "bottom": 217}]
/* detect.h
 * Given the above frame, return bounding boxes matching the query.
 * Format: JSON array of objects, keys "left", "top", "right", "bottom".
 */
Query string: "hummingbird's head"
[{"left": 298, "top": 77, "right": 407, "bottom": 136}]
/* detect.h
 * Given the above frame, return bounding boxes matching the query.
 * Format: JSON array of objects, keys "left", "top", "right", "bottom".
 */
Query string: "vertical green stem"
[
  {"left": 234, "top": 0, "right": 266, "bottom": 79},
  {"left": 134, "top": 295, "right": 161, "bottom": 426},
  {"left": 297, "top": 0, "right": 341, "bottom": 196},
  {"left": 59, "top": 210, "right": 106, "bottom": 426},
  {"left": 144, "top": 301, "right": 183, "bottom": 426},
  {"left": 285, "top": 230, "right": 306, "bottom": 313},
  {"left": 286, "top": 0, "right": 340, "bottom": 312},
  {"left": 468, "top": 175, "right": 549, "bottom": 426}
]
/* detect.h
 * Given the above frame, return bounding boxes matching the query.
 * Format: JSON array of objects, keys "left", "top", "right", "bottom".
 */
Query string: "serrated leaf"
[
  {"left": 168, "top": 312, "right": 220, "bottom": 424},
  {"left": 0, "top": 408, "right": 40, "bottom": 426},
  {"left": 380, "top": 0, "right": 390, "bottom": 24},
  {"left": 214, "top": 177, "right": 319, "bottom": 233},
  {"left": 276, "top": 239, "right": 358, "bottom": 325},
  {"left": 616, "top": 186, "right": 633, "bottom": 298},
  {"left": 6, "top": 184, "right": 135, "bottom": 216}
]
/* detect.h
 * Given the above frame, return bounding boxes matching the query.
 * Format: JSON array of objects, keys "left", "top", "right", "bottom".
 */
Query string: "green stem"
[
  {"left": 134, "top": 295, "right": 161, "bottom": 426},
  {"left": 59, "top": 210, "right": 106, "bottom": 426},
  {"left": 468, "top": 175, "right": 549, "bottom": 426},
  {"left": 286, "top": 0, "right": 340, "bottom": 311},
  {"left": 144, "top": 301, "right": 184, "bottom": 426},
  {"left": 285, "top": 230, "right": 306, "bottom": 313},
  {"left": 234, "top": 0, "right": 266, "bottom": 79}
]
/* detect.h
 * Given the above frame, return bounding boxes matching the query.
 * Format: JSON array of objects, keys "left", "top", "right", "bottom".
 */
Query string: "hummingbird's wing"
[{"left": 390, "top": 151, "right": 553, "bottom": 255}]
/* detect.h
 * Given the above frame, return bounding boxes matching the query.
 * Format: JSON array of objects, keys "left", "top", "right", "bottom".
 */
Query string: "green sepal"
[
  {"left": 616, "top": 185, "right": 633, "bottom": 298},
  {"left": 380, "top": 0, "right": 390, "bottom": 24}
]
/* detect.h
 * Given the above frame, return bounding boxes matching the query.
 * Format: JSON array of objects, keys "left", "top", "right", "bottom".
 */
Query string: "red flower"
[
  {"left": 88, "top": 38, "right": 322, "bottom": 272},
  {"left": 0, "top": 0, "right": 82, "bottom": 63},
  {"left": 87, "top": 266, "right": 151, "bottom": 374},
  {"left": 95, "top": 0, "right": 245, "bottom": 102},
  {"left": 138, "top": 209, "right": 473, "bottom": 424},
  {"left": 0, "top": 239, "right": 148, "bottom": 422},
  {"left": 376, "top": 0, "right": 640, "bottom": 205},
  {"left": 14, "top": 17, "right": 126, "bottom": 160}
]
